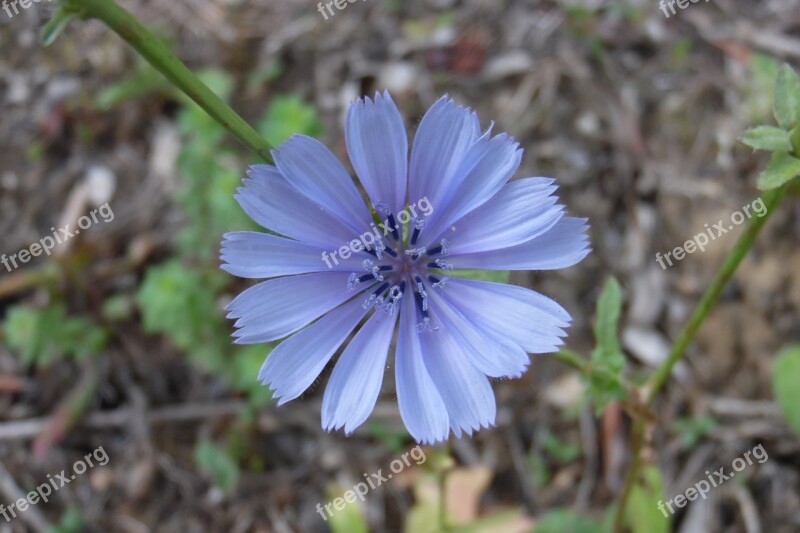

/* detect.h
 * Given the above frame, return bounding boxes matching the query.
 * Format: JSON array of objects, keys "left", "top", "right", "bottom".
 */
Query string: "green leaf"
[
  {"left": 671, "top": 415, "right": 717, "bottom": 448},
  {"left": 586, "top": 277, "right": 627, "bottom": 413},
  {"left": 2, "top": 304, "right": 107, "bottom": 365},
  {"left": 46, "top": 506, "right": 86, "bottom": 533},
  {"left": 42, "top": 8, "right": 78, "bottom": 47},
  {"left": 327, "top": 484, "right": 369, "bottom": 533},
  {"left": 593, "top": 277, "right": 623, "bottom": 362},
  {"left": 535, "top": 509, "right": 603, "bottom": 533},
  {"left": 258, "top": 94, "right": 324, "bottom": 146},
  {"left": 757, "top": 152, "right": 800, "bottom": 190},
  {"left": 740, "top": 126, "right": 793, "bottom": 152},
  {"left": 772, "top": 344, "right": 800, "bottom": 436},
  {"left": 625, "top": 466, "right": 670, "bottom": 533},
  {"left": 774, "top": 64, "right": 800, "bottom": 129},
  {"left": 541, "top": 431, "right": 581, "bottom": 463},
  {"left": 194, "top": 440, "right": 240, "bottom": 494}
]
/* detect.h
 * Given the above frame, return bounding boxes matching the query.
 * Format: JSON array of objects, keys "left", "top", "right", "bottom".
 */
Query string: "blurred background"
[{"left": 1, "top": 0, "right": 799, "bottom": 531}]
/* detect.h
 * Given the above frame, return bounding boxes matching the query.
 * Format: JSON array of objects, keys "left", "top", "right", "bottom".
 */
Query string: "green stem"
[
  {"left": 612, "top": 185, "right": 787, "bottom": 532},
  {"left": 554, "top": 348, "right": 631, "bottom": 391},
  {"left": 644, "top": 186, "right": 786, "bottom": 405},
  {"left": 61, "top": 0, "right": 274, "bottom": 162}
]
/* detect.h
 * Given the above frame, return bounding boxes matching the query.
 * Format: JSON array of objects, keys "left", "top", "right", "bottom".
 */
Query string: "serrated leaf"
[
  {"left": 772, "top": 344, "right": 800, "bottom": 436},
  {"left": 740, "top": 126, "right": 792, "bottom": 152},
  {"left": 593, "top": 277, "right": 623, "bottom": 368},
  {"left": 757, "top": 152, "right": 800, "bottom": 190},
  {"left": 586, "top": 277, "right": 627, "bottom": 413},
  {"left": 774, "top": 65, "right": 800, "bottom": 129},
  {"left": 2, "top": 304, "right": 107, "bottom": 365}
]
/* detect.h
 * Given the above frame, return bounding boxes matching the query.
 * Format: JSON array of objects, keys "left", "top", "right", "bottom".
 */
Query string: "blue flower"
[{"left": 221, "top": 92, "right": 590, "bottom": 444}]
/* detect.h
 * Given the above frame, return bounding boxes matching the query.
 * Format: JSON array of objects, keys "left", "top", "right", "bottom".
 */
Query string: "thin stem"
[
  {"left": 554, "top": 348, "right": 632, "bottom": 391},
  {"left": 643, "top": 186, "right": 786, "bottom": 406},
  {"left": 612, "top": 186, "right": 787, "bottom": 532},
  {"left": 61, "top": 0, "right": 274, "bottom": 163},
  {"left": 612, "top": 418, "right": 645, "bottom": 532}
]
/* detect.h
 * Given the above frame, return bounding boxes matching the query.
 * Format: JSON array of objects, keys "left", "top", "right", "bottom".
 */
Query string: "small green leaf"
[
  {"left": 194, "top": 440, "right": 240, "bottom": 494},
  {"left": 772, "top": 344, "right": 800, "bottom": 436},
  {"left": 774, "top": 65, "right": 800, "bottom": 129},
  {"left": 593, "top": 277, "right": 623, "bottom": 367},
  {"left": 42, "top": 8, "right": 78, "bottom": 47},
  {"left": 2, "top": 304, "right": 107, "bottom": 365},
  {"left": 258, "top": 94, "right": 324, "bottom": 146},
  {"left": 586, "top": 277, "right": 627, "bottom": 413},
  {"left": 740, "top": 126, "right": 793, "bottom": 152},
  {"left": 757, "top": 152, "right": 800, "bottom": 190},
  {"left": 671, "top": 415, "right": 717, "bottom": 448}
]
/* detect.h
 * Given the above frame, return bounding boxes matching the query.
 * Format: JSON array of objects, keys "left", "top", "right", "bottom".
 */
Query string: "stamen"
[
  {"left": 362, "top": 259, "right": 384, "bottom": 282},
  {"left": 410, "top": 217, "right": 425, "bottom": 246},
  {"left": 374, "top": 239, "right": 385, "bottom": 260},
  {"left": 417, "top": 316, "right": 439, "bottom": 333},
  {"left": 434, "top": 259, "right": 453, "bottom": 272},
  {"left": 386, "top": 213, "right": 400, "bottom": 241},
  {"left": 374, "top": 201, "right": 390, "bottom": 217},
  {"left": 426, "top": 239, "right": 449, "bottom": 257},
  {"left": 383, "top": 243, "right": 398, "bottom": 258},
  {"left": 414, "top": 276, "right": 429, "bottom": 311},
  {"left": 376, "top": 283, "right": 404, "bottom": 316},
  {"left": 362, "top": 282, "right": 390, "bottom": 309},
  {"left": 348, "top": 273, "right": 359, "bottom": 291},
  {"left": 405, "top": 246, "right": 427, "bottom": 257},
  {"left": 428, "top": 275, "right": 449, "bottom": 288}
]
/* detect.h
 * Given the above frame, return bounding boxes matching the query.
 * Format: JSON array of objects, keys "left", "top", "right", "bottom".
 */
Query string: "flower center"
[{"left": 346, "top": 205, "right": 452, "bottom": 332}]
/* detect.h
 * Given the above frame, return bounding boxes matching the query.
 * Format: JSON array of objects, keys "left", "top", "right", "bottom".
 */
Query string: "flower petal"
[
  {"left": 395, "top": 293, "right": 449, "bottom": 444},
  {"left": 346, "top": 91, "right": 408, "bottom": 214},
  {"left": 322, "top": 311, "right": 398, "bottom": 434},
  {"left": 220, "top": 231, "right": 366, "bottom": 278},
  {"left": 439, "top": 278, "right": 570, "bottom": 354},
  {"left": 442, "top": 177, "right": 564, "bottom": 255},
  {"left": 272, "top": 135, "right": 373, "bottom": 231},
  {"left": 421, "top": 131, "right": 523, "bottom": 246},
  {"left": 448, "top": 217, "right": 591, "bottom": 271},
  {"left": 238, "top": 165, "right": 363, "bottom": 248},
  {"left": 427, "top": 288, "right": 531, "bottom": 378},
  {"left": 418, "top": 321, "right": 496, "bottom": 438},
  {"left": 259, "top": 296, "right": 372, "bottom": 404},
  {"left": 226, "top": 272, "right": 372, "bottom": 344},
  {"left": 408, "top": 96, "right": 482, "bottom": 206}
]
